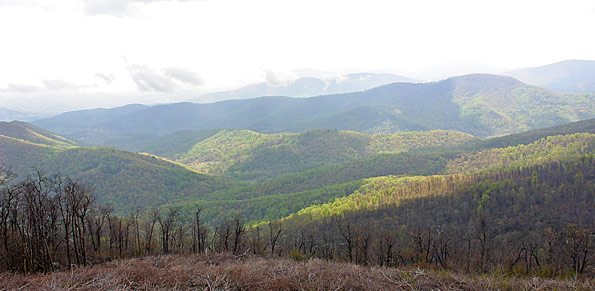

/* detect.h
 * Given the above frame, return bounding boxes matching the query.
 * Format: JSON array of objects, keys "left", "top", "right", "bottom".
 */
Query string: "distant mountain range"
[
  {"left": 505, "top": 59, "right": 595, "bottom": 93},
  {"left": 33, "top": 74, "right": 595, "bottom": 146},
  {"left": 203, "top": 59, "right": 595, "bottom": 101},
  {"left": 0, "top": 107, "right": 36, "bottom": 122},
  {"left": 199, "top": 73, "right": 419, "bottom": 102}
]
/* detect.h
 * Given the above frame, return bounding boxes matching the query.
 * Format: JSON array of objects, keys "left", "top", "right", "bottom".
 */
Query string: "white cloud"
[
  {"left": 43, "top": 79, "right": 79, "bottom": 90},
  {"left": 127, "top": 65, "right": 176, "bottom": 92},
  {"left": 1, "top": 0, "right": 594, "bottom": 112},
  {"left": 3, "top": 83, "right": 40, "bottom": 93},
  {"left": 81, "top": 0, "right": 205, "bottom": 16},
  {"left": 95, "top": 73, "right": 116, "bottom": 84},
  {"left": 82, "top": 0, "right": 132, "bottom": 17},
  {"left": 264, "top": 70, "right": 296, "bottom": 87},
  {"left": 163, "top": 67, "right": 203, "bottom": 86},
  {"left": 126, "top": 65, "right": 204, "bottom": 92},
  {"left": 0, "top": 0, "right": 44, "bottom": 8}
]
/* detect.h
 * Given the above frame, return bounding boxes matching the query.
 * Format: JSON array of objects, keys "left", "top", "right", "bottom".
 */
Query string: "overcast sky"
[{"left": 1, "top": 0, "right": 594, "bottom": 113}]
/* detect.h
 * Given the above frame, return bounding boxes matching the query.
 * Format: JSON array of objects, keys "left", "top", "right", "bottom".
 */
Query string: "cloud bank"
[
  {"left": 127, "top": 64, "right": 203, "bottom": 92},
  {"left": 81, "top": 0, "right": 205, "bottom": 16},
  {"left": 95, "top": 73, "right": 116, "bottom": 84},
  {"left": 264, "top": 70, "right": 296, "bottom": 87},
  {"left": 43, "top": 79, "right": 79, "bottom": 90},
  {"left": 163, "top": 67, "right": 204, "bottom": 86},
  {"left": 4, "top": 83, "right": 40, "bottom": 93},
  {"left": 127, "top": 65, "right": 176, "bottom": 92}
]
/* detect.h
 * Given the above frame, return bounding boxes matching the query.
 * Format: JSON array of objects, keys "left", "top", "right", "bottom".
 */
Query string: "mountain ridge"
[
  {"left": 33, "top": 74, "right": 595, "bottom": 144},
  {"left": 505, "top": 59, "right": 595, "bottom": 93},
  {"left": 199, "top": 72, "right": 419, "bottom": 102},
  {"left": 0, "top": 120, "right": 79, "bottom": 147}
]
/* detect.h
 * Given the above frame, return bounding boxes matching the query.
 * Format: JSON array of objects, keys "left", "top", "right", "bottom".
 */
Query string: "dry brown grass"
[{"left": 1, "top": 254, "right": 592, "bottom": 290}]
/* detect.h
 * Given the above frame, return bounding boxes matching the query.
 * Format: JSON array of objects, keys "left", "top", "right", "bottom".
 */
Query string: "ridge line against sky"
[{"left": 0, "top": 0, "right": 594, "bottom": 113}]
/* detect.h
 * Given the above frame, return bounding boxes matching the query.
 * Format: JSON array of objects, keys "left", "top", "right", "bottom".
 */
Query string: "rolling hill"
[
  {"left": 0, "top": 122, "right": 237, "bottom": 212},
  {"left": 0, "top": 120, "right": 79, "bottom": 147},
  {"left": 34, "top": 74, "right": 595, "bottom": 146},
  {"left": 506, "top": 59, "right": 595, "bottom": 93},
  {"left": 145, "top": 128, "right": 477, "bottom": 180},
  {"left": 460, "top": 117, "right": 595, "bottom": 151},
  {"left": 33, "top": 103, "right": 150, "bottom": 147},
  {"left": 165, "top": 131, "right": 595, "bottom": 225}
]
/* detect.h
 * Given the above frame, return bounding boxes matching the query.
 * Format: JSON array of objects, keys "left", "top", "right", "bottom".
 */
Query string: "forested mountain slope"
[
  {"left": 283, "top": 155, "right": 594, "bottom": 224},
  {"left": 0, "top": 134, "right": 54, "bottom": 174},
  {"left": 132, "top": 128, "right": 222, "bottom": 157},
  {"left": 32, "top": 104, "right": 150, "bottom": 146},
  {"left": 33, "top": 74, "right": 595, "bottom": 146},
  {"left": 0, "top": 121, "right": 79, "bottom": 147},
  {"left": 0, "top": 123, "right": 237, "bottom": 212},
  {"left": 163, "top": 133, "right": 595, "bottom": 225},
  {"left": 446, "top": 133, "right": 594, "bottom": 174},
  {"left": 460, "top": 117, "right": 595, "bottom": 151},
  {"left": 271, "top": 157, "right": 594, "bottom": 274},
  {"left": 224, "top": 131, "right": 595, "bottom": 200},
  {"left": 160, "top": 128, "right": 477, "bottom": 180}
]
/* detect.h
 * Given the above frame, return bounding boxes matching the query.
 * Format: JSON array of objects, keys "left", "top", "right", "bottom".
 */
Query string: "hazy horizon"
[{"left": 1, "top": 0, "right": 595, "bottom": 113}]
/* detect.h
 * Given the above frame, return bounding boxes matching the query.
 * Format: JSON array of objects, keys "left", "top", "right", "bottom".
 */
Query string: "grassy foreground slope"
[{"left": 3, "top": 254, "right": 591, "bottom": 291}]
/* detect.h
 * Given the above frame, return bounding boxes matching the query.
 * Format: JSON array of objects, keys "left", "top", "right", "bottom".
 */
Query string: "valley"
[{"left": 0, "top": 72, "right": 593, "bottom": 286}]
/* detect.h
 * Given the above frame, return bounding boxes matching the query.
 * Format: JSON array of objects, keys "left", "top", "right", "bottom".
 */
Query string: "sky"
[{"left": 1, "top": 0, "right": 594, "bottom": 113}]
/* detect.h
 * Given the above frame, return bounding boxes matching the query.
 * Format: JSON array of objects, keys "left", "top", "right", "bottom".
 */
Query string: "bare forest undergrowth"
[{"left": 1, "top": 254, "right": 593, "bottom": 291}]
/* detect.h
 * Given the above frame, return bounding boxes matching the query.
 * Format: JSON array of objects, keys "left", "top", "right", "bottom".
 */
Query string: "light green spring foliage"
[
  {"left": 446, "top": 133, "right": 595, "bottom": 174},
  {"left": 2, "top": 118, "right": 594, "bottom": 226},
  {"left": 451, "top": 75, "right": 595, "bottom": 137},
  {"left": 170, "top": 128, "right": 477, "bottom": 180},
  {"left": 278, "top": 133, "right": 595, "bottom": 224}
]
